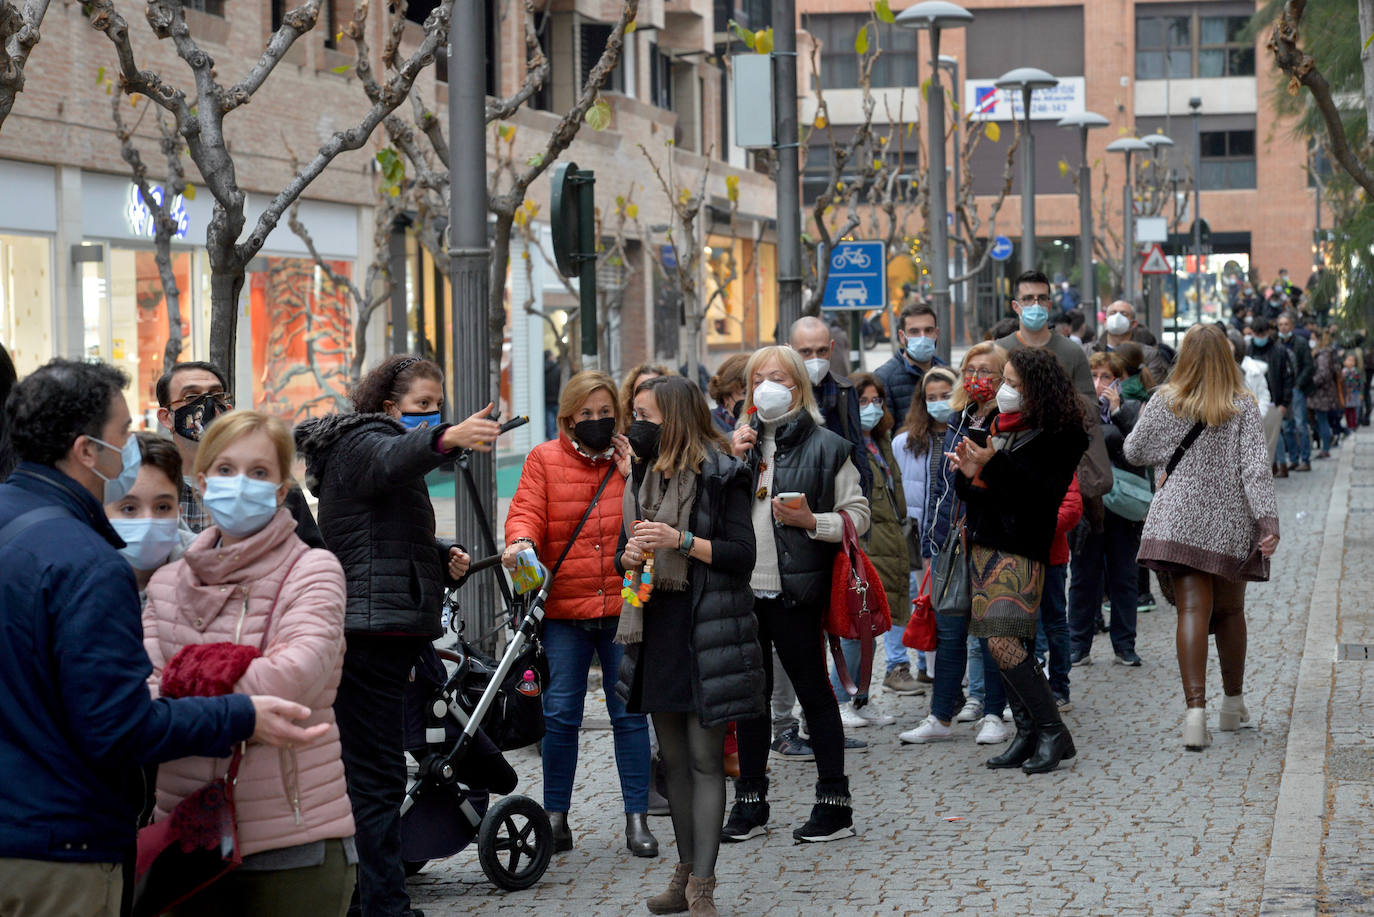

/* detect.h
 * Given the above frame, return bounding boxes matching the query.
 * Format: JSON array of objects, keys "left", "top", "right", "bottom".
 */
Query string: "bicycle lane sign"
[{"left": 822, "top": 240, "right": 887, "bottom": 311}]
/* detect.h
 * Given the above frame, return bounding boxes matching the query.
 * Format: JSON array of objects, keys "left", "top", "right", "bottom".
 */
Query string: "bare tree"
[
  {"left": 87, "top": 0, "right": 455, "bottom": 390},
  {"left": 0, "top": 0, "right": 51, "bottom": 130}
]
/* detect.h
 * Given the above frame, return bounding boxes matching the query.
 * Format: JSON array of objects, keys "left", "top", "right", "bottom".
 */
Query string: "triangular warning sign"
[{"left": 1140, "top": 243, "right": 1171, "bottom": 275}]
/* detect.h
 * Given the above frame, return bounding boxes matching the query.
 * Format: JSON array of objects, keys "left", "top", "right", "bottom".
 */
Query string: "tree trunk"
[
  {"left": 488, "top": 213, "right": 513, "bottom": 399},
  {"left": 208, "top": 267, "right": 245, "bottom": 391},
  {"left": 155, "top": 240, "right": 183, "bottom": 373},
  {"left": 1361, "top": 0, "right": 1374, "bottom": 144}
]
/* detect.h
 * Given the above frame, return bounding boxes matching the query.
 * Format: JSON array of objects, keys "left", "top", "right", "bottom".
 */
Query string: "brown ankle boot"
[
  {"left": 647, "top": 863, "right": 691, "bottom": 914},
  {"left": 686, "top": 874, "right": 718, "bottom": 917}
]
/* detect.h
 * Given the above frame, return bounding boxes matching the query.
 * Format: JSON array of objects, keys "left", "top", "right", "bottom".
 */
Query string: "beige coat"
[{"left": 143, "top": 509, "right": 354, "bottom": 856}]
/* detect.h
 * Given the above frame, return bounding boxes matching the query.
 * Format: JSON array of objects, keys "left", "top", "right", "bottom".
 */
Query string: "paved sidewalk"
[{"left": 411, "top": 430, "right": 1366, "bottom": 916}]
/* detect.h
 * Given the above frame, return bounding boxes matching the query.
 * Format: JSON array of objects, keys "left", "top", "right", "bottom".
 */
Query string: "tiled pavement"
[{"left": 416, "top": 429, "right": 1369, "bottom": 916}]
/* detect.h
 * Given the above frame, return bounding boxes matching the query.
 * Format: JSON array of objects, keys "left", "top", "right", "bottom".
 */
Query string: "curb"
[{"left": 1258, "top": 443, "right": 1353, "bottom": 915}]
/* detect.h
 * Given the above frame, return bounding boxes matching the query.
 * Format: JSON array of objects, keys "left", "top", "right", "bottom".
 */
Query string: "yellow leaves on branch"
[
  {"left": 1058, "top": 160, "right": 1070, "bottom": 177},
  {"left": 985, "top": 122, "right": 1001, "bottom": 143},
  {"left": 513, "top": 199, "right": 540, "bottom": 227},
  {"left": 874, "top": 0, "right": 895, "bottom": 24},
  {"left": 815, "top": 114, "right": 829, "bottom": 129},
  {"left": 585, "top": 99, "right": 612, "bottom": 131},
  {"left": 726, "top": 174, "right": 740, "bottom": 203}
]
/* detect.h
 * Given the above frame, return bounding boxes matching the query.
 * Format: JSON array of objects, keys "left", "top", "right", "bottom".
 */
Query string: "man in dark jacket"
[
  {"left": 1276, "top": 311, "right": 1314, "bottom": 472},
  {"left": 0, "top": 359, "right": 325, "bottom": 914},
  {"left": 1247, "top": 316, "right": 1295, "bottom": 476},
  {"left": 789, "top": 315, "right": 871, "bottom": 499},
  {"left": 154, "top": 360, "right": 325, "bottom": 547},
  {"left": 873, "top": 303, "right": 949, "bottom": 423}
]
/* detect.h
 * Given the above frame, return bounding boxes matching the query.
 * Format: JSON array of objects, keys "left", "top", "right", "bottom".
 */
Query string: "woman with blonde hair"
[
  {"left": 143, "top": 411, "right": 355, "bottom": 915},
  {"left": 724, "top": 345, "right": 869, "bottom": 844},
  {"left": 503, "top": 370, "right": 658, "bottom": 856},
  {"left": 1124, "top": 323, "right": 1279, "bottom": 751}
]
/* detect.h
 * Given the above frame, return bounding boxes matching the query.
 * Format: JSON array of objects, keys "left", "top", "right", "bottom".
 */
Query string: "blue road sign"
[
  {"left": 660, "top": 244, "right": 678, "bottom": 270},
  {"left": 990, "top": 235, "right": 1013, "bottom": 262},
  {"left": 822, "top": 240, "right": 886, "bottom": 311}
]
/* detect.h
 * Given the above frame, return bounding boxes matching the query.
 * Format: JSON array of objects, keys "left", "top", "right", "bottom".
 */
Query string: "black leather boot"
[
  {"left": 626, "top": 812, "right": 660, "bottom": 857},
  {"left": 985, "top": 678, "right": 1036, "bottom": 769},
  {"left": 1000, "top": 656, "right": 1076, "bottom": 774},
  {"left": 547, "top": 810, "right": 573, "bottom": 853}
]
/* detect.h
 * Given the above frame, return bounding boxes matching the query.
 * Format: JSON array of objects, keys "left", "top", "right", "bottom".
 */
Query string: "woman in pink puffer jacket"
[{"left": 143, "top": 411, "right": 355, "bottom": 916}]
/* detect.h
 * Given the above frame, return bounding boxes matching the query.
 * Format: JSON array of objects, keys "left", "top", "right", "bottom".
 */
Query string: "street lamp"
[
  {"left": 1190, "top": 96, "right": 1203, "bottom": 326},
  {"left": 938, "top": 53, "right": 963, "bottom": 345},
  {"left": 1106, "top": 136, "right": 1150, "bottom": 308},
  {"left": 995, "top": 66, "right": 1058, "bottom": 274},
  {"left": 1057, "top": 110, "right": 1109, "bottom": 314},
  {"left": 1140, "top": 131, "right": 1175, "bottom": 334},
  {"left": 896, "top": 1, "right": 973, "bottom": 363}
]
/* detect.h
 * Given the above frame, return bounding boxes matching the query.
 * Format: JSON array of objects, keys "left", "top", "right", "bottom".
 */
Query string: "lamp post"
[
  {"left": 775, "top": 0, "right": 803, "bottom": 336},
  {"left": 1056, "top": 110, "right": 1109, "bottom": 315},
  {"left": 1189, "top": 96, "right": 1203, "bottom": 325},
  {"left": 994, "top": 67, "right": 1058, "bottom": 274},
  {"left": 938, "top": 53, "right": 964, "bottom": 346},
  {"left": 1105, "top": 136, "right": 1149, "bottom": 308},
  {"left": 896, "top": 1, "right": 973, "bottom": 364},
  {"left": 1140, "top": 131, "right": 1175, "bottom": 335}
]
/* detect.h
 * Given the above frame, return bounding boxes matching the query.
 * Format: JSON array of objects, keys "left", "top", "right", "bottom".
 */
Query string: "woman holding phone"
[{"left": 724, "top": 346, "right": 869, "bottom": 844}]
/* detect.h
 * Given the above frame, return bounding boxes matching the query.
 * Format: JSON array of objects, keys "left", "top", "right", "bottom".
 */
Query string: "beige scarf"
[{"left": 613, "top": 465, "right": 697, "bottom": 645}]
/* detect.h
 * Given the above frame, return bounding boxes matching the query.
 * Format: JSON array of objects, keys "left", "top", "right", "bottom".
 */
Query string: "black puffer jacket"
[
  {"left": 295, "top": 413, "right": 460, "bottom": 636},
  {"left": 616, "top": 451, "right": 765, "bottom": 727}
]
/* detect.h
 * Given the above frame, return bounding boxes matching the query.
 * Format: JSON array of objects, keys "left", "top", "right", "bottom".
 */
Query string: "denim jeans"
[
  {"left": 967, "top": 635, "right": 985, "bottom": 702},
  {"left": 1280, "top": 389, "right": 1311, "bottom": 464},
  {"left": 1314, "top": 408, "right": 1333, "bottom": 453},
  {"left": 932, "top": 613, "right": 1003, "bottom": 723},
  {"left": 540, "top": 617, "right": 650, "bottom": 814},
  {"left": 1035, "top": 564, "right": 1071, "bottom": 699},
  {"left": 1067, "top": 513, "right": 1141, "bottom": 658}
]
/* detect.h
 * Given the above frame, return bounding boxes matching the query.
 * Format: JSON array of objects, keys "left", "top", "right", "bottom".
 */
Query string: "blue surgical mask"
[
  {"left": 89, "top": 435, "right": 142, "bottom": 504},
  {"left": 111, "top": 517, "right": 181, "bottom": 571},
  {"left": 201, "top": 474, "right": 281, "bottom": 538},
  {"left": 399, "top": 411, "right": 442, "bottom": 430},
  {"left": 905, "top": 335, "right": 937, "bottom": 364},
  {"left": 1252, "top": 336, "right": 1269, "bottom": 347},
  {"left": 1020, "top": 305, "right": 1050, "bottom": 331},
  {"left": 859, "top": 403, "right": 883, "bottom": 431},
  {"left": 926, "top": 399, "right": 952, "bottom": 423}
]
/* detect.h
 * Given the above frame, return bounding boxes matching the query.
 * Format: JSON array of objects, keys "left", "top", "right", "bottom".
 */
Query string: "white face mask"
[
  {"left": 803, "top": 358, "right": 829, "bottom": 385},
  {"left": 1105, "top": 313, "right": 1131, "bottom": 336},
  {"left": 995, "top": 382, "right": 1023, "bottom": 415},
  {"left": 752, "top": 380, "right": 796, "bottom": 421}
]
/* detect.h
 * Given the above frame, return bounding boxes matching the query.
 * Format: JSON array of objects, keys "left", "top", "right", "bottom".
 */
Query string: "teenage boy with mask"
[
  {"left": 874, "top": 303, "right": 948, "bottom": 424},
  {"left": 155, "top": 361, "right": 325, "bottom": 547},
  {"left": 996, "top": 270, "right": 1095, "bottom": 400},
  {"left": 1275, "top": 311, "right": 1314, "bottom": 472}
]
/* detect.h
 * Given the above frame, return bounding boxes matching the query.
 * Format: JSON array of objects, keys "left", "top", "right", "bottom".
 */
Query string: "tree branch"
[
  {"left": 485, "top": 0, "right": 547, "bottom": 123},
  {"left": 222, "top": 0, "right": 323, "bottom": 112},
  {"left": 0, "top": 0, "right": 50, "bottom": 129}
]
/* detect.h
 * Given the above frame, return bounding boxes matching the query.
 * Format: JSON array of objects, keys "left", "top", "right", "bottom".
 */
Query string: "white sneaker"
[
  {"left": 839, "top": 704, "right": 869, "bottom": 729},
  {"left": 1002, "top": 705, "right": 1013, "bottom": 721},
  {"left": 953, "top": 699, "right": 984, "bottom": 723},
  {"left": 975, "top": 714, "right": 1012, "bottom": 745},
  {"left": 900, "top": 715, "right": 953, "bottom": 744},
  {"left": 853, "top": 702, "right": 896, "bottom": 727}
]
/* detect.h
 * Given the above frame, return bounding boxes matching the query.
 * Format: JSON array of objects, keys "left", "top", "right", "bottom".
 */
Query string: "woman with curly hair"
[
  {"left": 946, "top": 347, "right": 1088, "bottom": 773},
  {"left": 620, "top": 362, "right": 674, "bottom": 424},
  {"left": 294, "top": 354, "right": 501, "bottom": 917}
]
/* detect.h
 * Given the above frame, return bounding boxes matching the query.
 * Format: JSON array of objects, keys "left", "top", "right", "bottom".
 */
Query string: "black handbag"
[{"left": 931, "top": 512, "right": 971, "bottom": 615}]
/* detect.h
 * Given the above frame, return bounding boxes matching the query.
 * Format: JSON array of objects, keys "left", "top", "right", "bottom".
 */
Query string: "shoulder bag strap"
[
  {"left": 0, "top": 505, "right": 73, "bottom": 552},
  {"left": 1163, "top": 420, "right": 1208, "bottom": 480},
  {"left": 549, "top": 464, "right": 618, "bottom": 579}
]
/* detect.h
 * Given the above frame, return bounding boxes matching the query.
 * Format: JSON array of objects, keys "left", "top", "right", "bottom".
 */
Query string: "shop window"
[
  {"left": 96, "top": 249, "right": 192, "bottom": 429},
  {"left": 0, "top": 234, "right": 54, "bottom": 378},
  {"left": 249, "top": 257, "right": 355, "bottom": 423},
  {"left": 1199, "top": 129, "right": 1255, "bottom": 190},
  {"left": 808, "top": 13, "right": 918, "bottom": 90}
]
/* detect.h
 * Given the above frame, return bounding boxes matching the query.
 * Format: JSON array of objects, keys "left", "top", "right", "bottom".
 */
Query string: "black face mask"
[
  {"left": 626, "top": 420, "right": 661, "bottom": 462},
  {"left": 573, "top": 417, "right": 616, "bottom": 452},
  {"left": 730, "top": 398, "right": 744, "bottom": 421},
  {"left": 172, "top": 393, "right": 230, "bottom": 442}
]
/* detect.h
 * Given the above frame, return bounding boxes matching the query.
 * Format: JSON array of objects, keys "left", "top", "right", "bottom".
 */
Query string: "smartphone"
[
  {"left": 775, "top": 492, "right": 805, "bottom": 509},
  {"left": 964, "top": 429, "right": 990, "bottom": 448}
]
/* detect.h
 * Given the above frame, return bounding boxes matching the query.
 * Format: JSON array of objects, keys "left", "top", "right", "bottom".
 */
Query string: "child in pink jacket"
[{"left": 142, "top": 411, "right": 355, "bottom": 916}]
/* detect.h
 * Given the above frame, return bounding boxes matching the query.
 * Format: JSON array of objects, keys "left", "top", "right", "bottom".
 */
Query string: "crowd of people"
[{"left": 0, "top": 263, "right": 1311, "bottom": 917}]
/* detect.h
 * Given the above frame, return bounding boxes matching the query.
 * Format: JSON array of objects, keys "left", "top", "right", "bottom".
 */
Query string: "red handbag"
[
  {"left": 902, "top": 566, "right": 938, "bottom": 651},
  {"left": 827, "top": 514, "right": 891, "bottom": 700}
]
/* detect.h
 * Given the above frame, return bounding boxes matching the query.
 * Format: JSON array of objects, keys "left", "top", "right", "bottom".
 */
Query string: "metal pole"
[
  {"left": 1122, "top": 150, "right": 1134, "bottom": 307},
  {"left": 1191, "top": 101, "right": 1202, "bottom": 325},
  {"left": 928, "top": 27, "right": 951, "bottom": 363},
  {"left": 450, "top": 0, "right": 497, "bottom": 637},
  {"left": 389, "top": 216, "right": 409, "bottom": 355},
  {"left": 774, "top": 0, "right": 803, "bottom": 335},
  {"left": 1078, "top": 126, "right": 1094, "bottom": 314},
  {"left": 949, "top": 58, "right": 964, "bottom": 348},
  {"left": 576, "top": 172, "right": 599, "bottom": 372},
  {"left": 1020, "top": 88, "right": 1035, "bottom": 274}
]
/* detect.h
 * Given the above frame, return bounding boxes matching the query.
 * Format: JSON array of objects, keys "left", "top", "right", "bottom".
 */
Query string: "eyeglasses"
[
  {"left": 171, "top": 391, "right": 233, "bottom": 410},
  {"left": 962, "top": 369, "right": 1001, "bottom": 380},
  {"left": 1016, "top": 295, "right": 1055, "bottom": 306}
]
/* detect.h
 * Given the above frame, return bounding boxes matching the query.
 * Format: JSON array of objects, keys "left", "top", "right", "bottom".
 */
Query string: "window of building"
[
  {"left": 184, "top": 0, "right": 225, "bottom": 15},
  {"left": 0, "top": 233, "right": 54, "bottom": 378},
  {"left": 580, "top": 22, "right": 625, "bottom": 94},
  {"left": 801, "top": 131, "right": 919, "bottom": 205},
  {"left": 1136, "top": 7, "right": 1255, "bottom": 80},
  {"left": 807, "top": 14, "right": 918, "bottom": 90},
  {"left": 649, "top": 42, "right": 672, "bottom": 110},
  {"left": 532, "top": 12, "right": 554, "bottom": 111},
  {"left": 1199, "top": 129, "right": 1255, "bottom": 190}
]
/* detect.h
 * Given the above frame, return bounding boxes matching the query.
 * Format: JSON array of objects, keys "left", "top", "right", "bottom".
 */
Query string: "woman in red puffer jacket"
[{"left": 501, "top": 370, "right": 656, "bottom": 858}]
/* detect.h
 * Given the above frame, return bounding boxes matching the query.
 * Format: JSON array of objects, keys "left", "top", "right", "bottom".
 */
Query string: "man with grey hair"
[{"left": 1089, "top": 300, "right": 1170, "bottom": 382}]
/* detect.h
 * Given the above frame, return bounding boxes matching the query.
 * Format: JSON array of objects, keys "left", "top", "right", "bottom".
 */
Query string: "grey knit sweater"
[{"left": 1123, "top": 391, "right": 1279, "bottom": 582}]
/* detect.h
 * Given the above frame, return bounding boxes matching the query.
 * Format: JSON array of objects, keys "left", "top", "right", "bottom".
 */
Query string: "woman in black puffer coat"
[
  {"left": 612, "top": 375, "right": 763, "bottom": 917},
  {"left": 294, "top": 354, "right": 500, "bottom": 917}
]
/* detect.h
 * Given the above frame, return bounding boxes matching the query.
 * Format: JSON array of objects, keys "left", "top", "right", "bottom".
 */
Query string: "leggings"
[
  {"left": 652, "top": 712, "right": 727, "bottom": 877},
  {"left": 1172, "top": 570, "right": 1247, "bottom": 708}
]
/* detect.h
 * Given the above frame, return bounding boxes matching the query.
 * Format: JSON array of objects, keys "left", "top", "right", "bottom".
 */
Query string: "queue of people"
[{"left": 0, "top": 262, "right": 1293, "bottom": 916}]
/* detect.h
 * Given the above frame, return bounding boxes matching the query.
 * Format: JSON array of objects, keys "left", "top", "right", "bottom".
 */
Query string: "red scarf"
[{"left": 992, "top": 411, "right": 1029, "bottom": 435}]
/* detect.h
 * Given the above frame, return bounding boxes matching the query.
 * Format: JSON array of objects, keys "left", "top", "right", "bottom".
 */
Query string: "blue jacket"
[
  {"left": 0, "top": 463, "right": 255, "bottom": 864},
  {"left": 922, "top": 406, "right": 996, "bottom": 559},
  {"left": 874, "top": 352, "right": 949, "bottom": 428}
]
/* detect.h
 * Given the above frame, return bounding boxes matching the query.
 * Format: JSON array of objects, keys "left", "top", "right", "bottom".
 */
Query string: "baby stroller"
[{"left": 398, "top": 418, "right": 554, "bottom": 890}]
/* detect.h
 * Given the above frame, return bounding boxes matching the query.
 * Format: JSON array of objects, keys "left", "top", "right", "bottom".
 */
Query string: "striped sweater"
[{"left": 1122, "top": 391, "right": 1279, "bottom": 582}]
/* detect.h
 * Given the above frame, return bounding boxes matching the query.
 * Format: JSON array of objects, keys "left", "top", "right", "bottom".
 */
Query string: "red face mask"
[{"left": 964, "top": 376, "right": 999, "bottom": 404}]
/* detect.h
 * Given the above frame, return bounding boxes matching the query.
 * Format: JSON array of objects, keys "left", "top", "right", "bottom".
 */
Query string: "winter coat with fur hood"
[{"left": 143, "top": 508, "right": 354, "bottom": 857}]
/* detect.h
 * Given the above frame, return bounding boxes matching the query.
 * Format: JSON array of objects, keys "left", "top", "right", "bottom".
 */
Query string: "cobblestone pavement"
[{"left": 414, "top": 430, "right": 1365, "bottom": 916}]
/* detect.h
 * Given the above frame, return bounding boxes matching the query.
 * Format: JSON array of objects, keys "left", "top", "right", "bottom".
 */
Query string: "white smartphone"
[{"left": 775, "top": 491, "right": 804, "bottom": 508}]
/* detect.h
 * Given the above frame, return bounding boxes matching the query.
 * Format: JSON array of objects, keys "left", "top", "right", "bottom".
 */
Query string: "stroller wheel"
[
  {"left": 403, "top": 860, "right": 428, "bottom": 877},
  {"left": 477, "top": 795, "right": 553, "bottom": 891}
]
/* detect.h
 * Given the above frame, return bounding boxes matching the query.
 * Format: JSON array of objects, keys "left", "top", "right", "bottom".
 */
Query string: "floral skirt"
[{"left": 967, "top": 544, "right": 1044, "bottom": 640}]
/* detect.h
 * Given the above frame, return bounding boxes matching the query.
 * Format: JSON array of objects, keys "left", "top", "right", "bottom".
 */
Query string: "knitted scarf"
[{"left": 614, "top": 464, "right": 697, "bottom": 645}]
